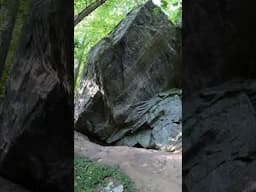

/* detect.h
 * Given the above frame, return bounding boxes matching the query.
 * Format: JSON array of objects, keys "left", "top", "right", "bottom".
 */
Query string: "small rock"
[
  {"left": 113, "top": 185, "right": 124, "bottom": 192},
  {"left": 101, "top": 182, "right": 124, "bottom": 192}
]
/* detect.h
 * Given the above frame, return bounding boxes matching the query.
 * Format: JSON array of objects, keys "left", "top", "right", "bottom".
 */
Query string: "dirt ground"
[{"left": 74, "top": 131, "right": 182, "bottom": 192}]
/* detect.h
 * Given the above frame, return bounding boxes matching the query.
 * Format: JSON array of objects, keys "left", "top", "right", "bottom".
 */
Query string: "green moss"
[
  {"left": 74, "top": 157, "right": 136, "bottom": 192},
  {"left": 153, "top": 7, "right": 161, "bottom": 16},
  {"left": 0, "top": 0, "right": 31, "bottom": 97}
]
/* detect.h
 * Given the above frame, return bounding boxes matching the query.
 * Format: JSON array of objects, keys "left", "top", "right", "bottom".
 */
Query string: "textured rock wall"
[
  {"left": 0, "top": 0, "right": 19, "bottom": 78},
  {"left": 75, "top": 1, "right": 182, "bottom": 149},
  {"left": 0, "top": 0, "right": 73, "bottom": 191},
  {"left": 0, "top": 176, "right": 30, "bottom": 192},
  {"left": 183, "top": 80, "right": 256, "bottom": 192},
  {"left": 183, "top": 0, "right": 256, "bottom": 95}
]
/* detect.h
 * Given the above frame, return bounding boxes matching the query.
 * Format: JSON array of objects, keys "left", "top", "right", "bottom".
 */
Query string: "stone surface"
[
  {"left": 183, "top": 1, "right": 256, "bottom": 95},
  {"left": 0, "top": 1, "right": 73, "bottom": 191},
  {"left": 183, "top": 4, "right": 256, "bottom": 190},
  {"left": 228, "top": 161, "right": 256, "bottom": 192},
  {"left": 113, "top": 89, "right": 182, "bottom": 150},
  {"left": 100, "top": 182, "right": 124, "bottom": 192},
  {"left": 0, "top": 177, "right": 30, "bottom": 192},
  {"left": 183, "top": 80, "right": 256, "bottom": 192},
  {"left": 75, "top": 0, "right": 181, "bottom": 149},
  {"left": 0, "top": 0, "right": 19, "bottom": 78}
]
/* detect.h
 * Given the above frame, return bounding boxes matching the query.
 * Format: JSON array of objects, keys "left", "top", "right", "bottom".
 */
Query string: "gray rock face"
[
  {"left": 112, "top": 89, "right": 182, "bottom": 150},
  {"left": 183, "top": 80, "right": 256, "bottom": 192},
  {"left": 0, "top": 1, "right": 73, "bottom": 191},
  {"left": 75, "top": 0, "right": 181, "bottom": 149}
]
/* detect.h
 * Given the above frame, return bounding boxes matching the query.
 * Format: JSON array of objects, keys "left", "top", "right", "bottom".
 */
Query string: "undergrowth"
[{"left": 74, "top": 157, "right": 136, "bottom": 192}]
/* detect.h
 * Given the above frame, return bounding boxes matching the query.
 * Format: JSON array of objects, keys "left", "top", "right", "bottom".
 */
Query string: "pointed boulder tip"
[{"left": 144, "top": 0, "right": 155, "bottom": 9}]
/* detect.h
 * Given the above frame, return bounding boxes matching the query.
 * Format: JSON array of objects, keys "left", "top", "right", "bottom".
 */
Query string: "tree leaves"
[
  {"left": 158, "top": 0, "right": 182, "bottom": 23},
  {"left": 161, "top": 0, "right": 168, "bottom": 9}
]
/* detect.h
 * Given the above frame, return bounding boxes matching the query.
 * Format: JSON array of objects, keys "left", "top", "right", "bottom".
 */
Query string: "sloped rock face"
[
  {"left": 0, "top": 0, "right": 73, "bottom": 191},
  {"left": 75, "top": 1, "right": 181, "bottom": 149},
  {"left": 183, "top": 80, "right": 256, "bottom": 192}
]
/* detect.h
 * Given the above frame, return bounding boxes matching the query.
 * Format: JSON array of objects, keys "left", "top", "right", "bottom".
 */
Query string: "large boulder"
[
  {"left": 183, "top": 80, "right": 256, "bottom": 192},
  {"left": 75, "top": 1, "right": 181, "bottom": 148},
  {"left": 0, "top": 0, "right": 73, "bottom": 191}
]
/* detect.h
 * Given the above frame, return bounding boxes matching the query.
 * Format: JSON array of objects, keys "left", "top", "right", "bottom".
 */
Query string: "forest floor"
[{"left": 74, "top": 131, "right": 182, "bottom": 192}]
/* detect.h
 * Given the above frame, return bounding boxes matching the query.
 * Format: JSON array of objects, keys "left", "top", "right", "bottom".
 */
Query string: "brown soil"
[{"left": 75, "top": 131, "right": 182, "bottom": 192}]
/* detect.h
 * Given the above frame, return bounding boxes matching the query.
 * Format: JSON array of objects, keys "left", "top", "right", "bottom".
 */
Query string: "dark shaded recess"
[
  {"left": 183, "top": 1, "right": 256, "bottom": 192},
  {"left": 0, "top": 176, "right": 30, "bottom": 192},
  {"left": 0, "top": 0, "right": 19, "bottom": 79},
  {"left": 0, "top": 0, "right": 73, "bottom": 191},
  {"left": 183, "top": 0, "right": 256, "bottom": 95},
  {"left": 182, "top": 83, "right": 256, "bottom": 192}
]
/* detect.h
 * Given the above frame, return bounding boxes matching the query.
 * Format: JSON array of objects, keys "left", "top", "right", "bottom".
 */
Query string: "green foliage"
[
  {"left": 74, "top": 158, "right": 136, "bottom": 192},
  {"left": 74, "top": 0, "right": 181, "bottom": 92},
  {"left": 159, "top": 0, "right": 182, "bottom": 22},
  {"left": 74, "top": 0, "right": 97, "bottom": 15}
]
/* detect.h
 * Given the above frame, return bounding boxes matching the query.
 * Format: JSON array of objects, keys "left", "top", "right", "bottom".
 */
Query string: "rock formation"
[
  {"left": 75, "top": 0, "right": 182, "bottom": 150},
  {"left": 183, "top": 80, "right": 256, "bottom": 192},
  {"left": 0, "top": 176, "right": 30, "bottom": 192},
  {"left": 183, "top": 0, "right": 256, "bottom": 95},
  {"left": 183, "top": 1, "right": 256, "bottom": 190},
  {"left": 0, "top": 0, "right": 73, "bottom": 191},
  {"left": 111, "top": 89, "right": 182, "bottom": 151},
  {"left": 0, "top": 0, "right": 19, "bottom": 78}
]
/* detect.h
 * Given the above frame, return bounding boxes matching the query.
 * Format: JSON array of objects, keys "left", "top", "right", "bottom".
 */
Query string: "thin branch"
[{"left": 74, "top": 0, "right": 107, "bottom": 27}]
